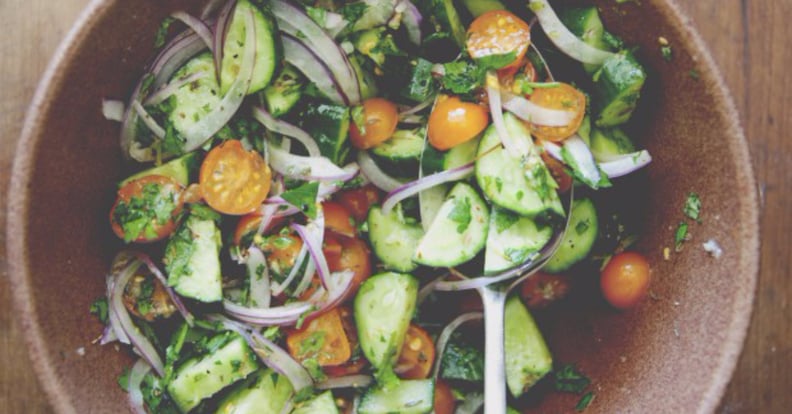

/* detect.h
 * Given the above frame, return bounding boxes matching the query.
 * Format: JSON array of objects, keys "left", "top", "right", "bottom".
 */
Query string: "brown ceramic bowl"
[{"left": 7, "top": 0, "right": 758, "bottom": 413}]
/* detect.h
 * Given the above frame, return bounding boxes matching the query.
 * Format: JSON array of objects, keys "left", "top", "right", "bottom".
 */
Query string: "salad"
[{"left": 95, "top": 0, "right": 654, "bottom": 413}]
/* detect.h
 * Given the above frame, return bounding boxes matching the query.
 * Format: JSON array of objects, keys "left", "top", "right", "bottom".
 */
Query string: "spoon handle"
[{"left": 479, "top": 285, "right": 509, "bottom": 414}]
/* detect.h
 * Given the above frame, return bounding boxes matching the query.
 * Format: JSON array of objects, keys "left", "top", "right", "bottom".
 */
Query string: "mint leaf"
[{"left": 280, "top": 181, "right": 320, "bottom": 219}]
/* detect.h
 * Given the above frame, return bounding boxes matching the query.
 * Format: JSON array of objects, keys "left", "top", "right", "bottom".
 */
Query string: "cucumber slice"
[
  {"left": 119, "top": 152, "right": 199, "bottom": 187},
  {"left": 262, "top": 64, "right": 304, "bottom": 118},
  {"left": 350, "top": 54, "right": 379, "bottom": 100},
  {"left": 421, "top": 135, "right": 480, "bottom": 176},
  {"left": 367, "top": 206, "right": 424, "bottom": 272},
  {"left": 484, "top": 207, "right": 554, "bottom": 274},
  {"left": 167, "top": 52, "right": 223, "bottom": 143},
  {"left": 419, "top": 183, "right": 448, "bottom": 231},
  {"left": 475, "top": 113, "right": 564, "bottom": 218},
  {"left": 168, "top": 334, "right": 258, "bottom": 413},
  {"left": 216, "top": 370, "right": 293, "bottom": 414},
  {"left": 164, "top": 213, "right": 223, "bottom": 302},
  {"left": 504, "top": 296, "right": 552, "bottom": 398},
  {"left": 355, "top": 272, "right": 419, "bottom": 381},
  {"left": 413, "top": 182, "right": 489, "bottom": 267},
  {"left": 358, "top": 379, "right": 435, "bottom": 414},
  {"left": 544, "top": 198, "right": 599, "bottom": 273},
  {"left": 403, "top": 58, "right": 437, "bottom": 102},
  {"left": 300, "top": 103, "right": 351, "bottom": 165},
  {"left": 424, "top": 0, "right": 467, "bottom": 49},
  {"left": 593, "top": 52, "right": 647, "bottom": 127},
  {"left": 372, "top": 129, "right": 425, "bottom": 162},
  {"left": 560, "top": 7, "right": 610, "bottom": 73},
  {"left": 291, "top": 391, "right": 339, "bottom": 414},
  {"left": 590, "top": 127, "right": 636, "bottom": 162},
  {"left": 461, "top": 0, "right": 506, "bottom": 17},
  {"left": 220, "top": 0, "right": 278, "bottom": 95}
]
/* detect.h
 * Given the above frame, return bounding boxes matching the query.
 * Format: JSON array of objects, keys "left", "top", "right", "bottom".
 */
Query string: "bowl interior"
[{"left": 8, "top": 0, "right": 758, "bottom": 412}]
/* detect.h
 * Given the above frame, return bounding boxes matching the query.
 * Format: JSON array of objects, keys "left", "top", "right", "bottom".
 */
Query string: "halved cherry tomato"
[
  {"left": 323, "top": 201, "right": 356, "bottom": 238},
  {"left": 519, "top": 271, "right": 572, "bottom": 309},
  {"left": 286, "top": 307, "right": 351, "bottom": 366},
  {"left": 110, "top": 175, "right": 184, "bottom": 243},
  {"left": 600, "top": 252, "right": 651, "bottom": 310},
  {"left": 467, "top": 10, "right": 532, "bottom": 72},
  {"left": 528, "top": 82, "right": 587, "bottom": 142},
  {"left": 233, "top": 212, "right": 262, "bottom": 246},
  {"left": 394, "top": 324, "right": 435, "bottom": 379},
  {"left": 258, "top": 230, "right": 304, "bottom": 278},
  {"left": 324, "top": 306, "right": 368, "bottom": 377},
  {"left": 327, "top": 236, "right": 372, "bottom": 297},
  {"left": 428, "top": 96, "right": 489, "bottom": 150},
  {"left": 122, "top": 273, "right": 177, "bottom": 321},
  {"left": 199, "top": 139, "right": 271, "bottom": 215},
  {"left": 433, "top": 379, "right": 456, "bottom": 414},
  {"left": 540, "top": 152, "right": 573, "bottom": 193},
  {"left": 335, "top": 184, "right": 381, "bottom": 223},
  {"left": 349, "top": 98, "right": 399, "bottom": 149}
]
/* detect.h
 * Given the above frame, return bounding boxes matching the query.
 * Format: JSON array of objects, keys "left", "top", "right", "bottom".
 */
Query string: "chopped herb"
[
  {"left": 575, "top": 220, "right": 590, "bottom": 235},
  {"left": 230, "top": 359, "right": 243, "bottom": 372},
  {"left": 689, "top": 69, "right": 700, "bottom": 80},
  {"left": 683, "top": 192, "right": 702, "bottom": 222},
  {"left": 154, "top": 17, "right": 175, "bottom": 49},
  {"left": 576, "top": 391, "right": 595, "bottom": 411},
  {"left": 554, "top": 364, "right": 590, "bottom": 394},
  {"left": 89, "top": 297, "right": 109, "bottom": 324},
  {"left": 448, "top": 196, "right": 473, "bottom": 233},
  {"left": 505, "top": 247, "right": 531, "bottom": 264},
  {"left": 675, "top": 222, "right": 689, "bottom": 251},
  {"left": 441, "top": 60, "right": 486, "bottom": 95},
  {"left": 280, "top": 181, "right": 320, "bottom": 219},
  {"left": 305, "top": 6, "right": 327, "bottom": 27},
  {"left": 351, "top": 105, "right": 367, "bottom": 137},
  {"left": 494, "top": 210, "right": 520, "bottom": 233},
  {"left": 476, "top": 51, "right": 518, "bottom": 71},
  {"left": 302, "top": 357, "right": 327, "bottom": 381},
  {"left": 340, "top": 2, "right": 368, "bottom": 23},
  {"left": 118, "top": 367, "right": 131, "bottom": 391},
  {"left": 297, "top": 331, "right": 326, "bottom": 358},
  {"left": 660, "top": 45, "right": 673, "bottom": 61},
  {"left": 112, "top": 182, "right": 178, "bottom": 242}
]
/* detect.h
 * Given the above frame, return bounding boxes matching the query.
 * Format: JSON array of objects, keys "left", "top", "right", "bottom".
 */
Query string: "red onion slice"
[
  {"left": 250, "top": 330, "right": 315, "bottom": 389},
  {"left": 561, "top": 135, "right": 609, "bottom": 189},
  {"left": 201, "top": 0, "right": 226, "bottom": 19},
  {"left": 291, "top": 257, "right": 317, "bottom": 299},
  {"left": 102, "top": 99, "right": 125, "bottom": 122},
  {"left": 171, "top": 11, "right": 215, "bottom": 53},
  {"left": 143, "top": 71, "right": 208, "bottom": 106},
  {"left": 399, "top": 0, "right": 423, "bottom": 45},
  {"left": 271, "top": 242, "right": 309, "bottom": 297},
  {"left": 381, "top": 162, "right": 474, "bottom": 215},
  {"left": 181, "top": 9, "right": 257, "bottom": 152},
  {"left": 501, "top": 92, "right": 576, "bottom": 127},
  {"left": 486, "top": 72, "right": 530, "bottom": 158},
  {"left": 252, "top": 106, "right": 321, "bottom": 157},
  {"left": 399, "top": 98, "right": 433, "bottom": 118},
  {"left": 291, "top": 220, "right": 330, "bottom": 289},
  {"left": 528, "top": 0, "right": 616, "bottom": 65},
  {"left": 280, "top": 32, "right": 347, "bottom": 105},
  {"left": 598, "top": 150, "right": 652, "bottom": 178},
  {"left": 101, "top": 274, "right": 128, "bottom": 345},
  {"left": 432, "top": 312, "right": 483, "bottom": 380},
  {"left": 269, "top": 144, "right": 357, "bottom": 181},
  {"left": 246, "top": 247, "right": 272, "bottom": 308},
  {"left": 127, "top": 359, "right": 152, "bottom": 414},
  {"left": 316, "top": 375, "right": 374, "bottom": 390},
  {"left": 357, "top": 151, "right": 403, "bottom": 192},
  {"left": 135, "top": 253, "right": 195, "bottom": 326},
  {"left": 150, "top": 31, "right": 208, "bottom": 90},
  {"left": 223, "top": 300, "right": 314, "bottom": 326}
]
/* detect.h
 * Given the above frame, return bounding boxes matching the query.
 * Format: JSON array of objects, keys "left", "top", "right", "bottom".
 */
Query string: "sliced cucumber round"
[
  {"left": 221, "top": 0, "right": 278, "bottom": 95},
  {"left": 367, "top": 206, "right": 424, "bottom": 273},
  {"left": 543, "top": 198, "right": 599, "bottom": 273}
]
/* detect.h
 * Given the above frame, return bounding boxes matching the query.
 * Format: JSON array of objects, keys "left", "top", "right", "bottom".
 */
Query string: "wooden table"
[{"left": 0, "top": 0, "right": 788, "bottom": 412}]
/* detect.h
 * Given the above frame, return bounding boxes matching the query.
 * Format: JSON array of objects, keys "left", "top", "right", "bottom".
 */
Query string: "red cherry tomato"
[
  {"left": 335, "top": 184, "right": 382, "bottom": 223},
  {"left": 433, "top": 379, "right": 456, "bottom": 414}
]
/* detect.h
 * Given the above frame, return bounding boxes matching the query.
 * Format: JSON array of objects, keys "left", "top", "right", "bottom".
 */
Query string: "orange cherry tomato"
[
  {"left": 349, "top": 98, "right": 399, "bottom": 150},
  {"left": 324, "top": 306, "right": 369, "bottom": 377},
  {"left": 394, "top": 324, "right": 435, "bottom": 380},
  {"left": 323, "top": 201, "right": 357, "bottom": 238},
  {"left": 433, "top": 379, "right": 456, "bottom": 414},
  {"left": 467, "top": 10, "right": 532, "bottom": 71},
  {"left": 335, "top": 184, "right": 382, "bottom": 223},
  {"left": 286, "top": 307, "right": 351, "bottom": 367},
  {"left": 528, "top": 83, "right": 587, "bottom": 142},
  {"left": 110, "top": 175, "right": 184, "bottom": 243},
  {"left": 233, "top": 212, "right": 263, "bottom": 246},
  {"left": 327, "top": 236, "right": 372, "bottom": 297},
  {"left": 199, "top": 139, "right": 271, "bottom": 215},
  {"left": 428, "top": 96, "right": 489, "bottom": 150},
  {"left": 540, "top": 152, "right": 573, "bottom": 193},
  {"left": 600, "top": 252, "right": 651, "bottom": 310},
  {"left": 519, "top": 271, "right": 572, "bottom": 309},
  {"left": 258, "top": 230, "right": 304, "bottom": 278}
]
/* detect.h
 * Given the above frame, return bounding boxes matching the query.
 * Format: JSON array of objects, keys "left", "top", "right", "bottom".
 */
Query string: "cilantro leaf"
[
  {"left": 683, "top": 192, "right": 702, "bottom": 222},
  {"left": 554, "top": 364, "right": 590, "bottom": 394},
  {"left": 675, "top": 221, "right": 689, "bottom": 251},
  {"left": 280, "top": 181, "right": 320, "bottom": 219},
  {"left": 441, "top": 61, "right": 485, "bottom": 95},
  {"left": 576, "top": 391, "right": 595, "bottom": 411},
  {"left": 494, "top": 209, "right": 520, "bottom": 233},
  {"left": 89, "top": 297, "right": 109, "bottom": 324},
  {"left": 154, "top": 17, "right": 175, "bottom": 49},
  {"left": 448, "top": 196, "right": 473, "bottom": 234}
]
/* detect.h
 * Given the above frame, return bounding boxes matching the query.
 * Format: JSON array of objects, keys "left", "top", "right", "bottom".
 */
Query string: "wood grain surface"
[{"left": 0, "top": 0, "right": 788, "bottom": 412}]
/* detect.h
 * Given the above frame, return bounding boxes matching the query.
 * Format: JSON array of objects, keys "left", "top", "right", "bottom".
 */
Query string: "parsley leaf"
[
  {"left": 441, "top": 60, "right": 485, "bottom": 95},
  {"left": 280, "top": 181, "right": 320, "bottom": 219},
  {"left": 660, "top": 45, "right": 673, "bottom": 61},
  {"left": 340, "top": 2, "right": 368, "bottom": 23},
  {"left": 89, "top": 297, "right": 109, "bottom": 324},
  {"left": 576, "top": 391, "right": 595, "bottom": 411},
  {"left": 683, "top": 192, "right": 702, "bottom": 222},
  {"left": 554, "top": 364, "right": 590, "bottom": 394},
  {"left": 675, "top": 221, "right": 689, "bottom": 251},
  {"left": 154, "top": 17, "right": 175, "bottom": 49},
  {"left": 448, "top": 196, "right": 473, "bottom": 234}
]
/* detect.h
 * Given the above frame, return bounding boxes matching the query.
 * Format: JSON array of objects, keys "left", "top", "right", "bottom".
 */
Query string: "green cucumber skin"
[
  {"left": 119, "top": 152, "right": 199, "bottom": 187},
  {"left": 544, "top": 198, "right": 599, "bottom": 273},
  {"left": 367, "top": 206, "right": 424, "bottom": 272},
  {"left": 262, "top": 65, "right": 304, "bottom": 118},
  {"left": 590, "top": 127, "right": 636, "bottom": 161},
  {"left": 504, "top": 296, "right": 553, "bottom": 398},
  {"left": 164, "top": 216, "right": 223, "bottom": 303},
  {"left": 220, "top": 0, "right": 278, "bottom": 95},
  {"left": 593, "top": 53, "right": 647, "bottom": 127},
  {"left": 216, "top": 370, "right": 294, "bottom": 414},
  {"left": 560, "top": 7, "right": 609, "bottom": 73}
]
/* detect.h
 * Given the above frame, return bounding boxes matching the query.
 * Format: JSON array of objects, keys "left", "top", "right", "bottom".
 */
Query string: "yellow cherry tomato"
[
  {"left": 528, "top": 82, "right": 587, "bottom": 142},
  {"left": 428, "top": 96, "right": 489, "bottom": 150}
]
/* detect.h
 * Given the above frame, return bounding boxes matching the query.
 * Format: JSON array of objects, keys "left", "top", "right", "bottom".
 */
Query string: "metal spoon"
[{"left": 477, "top": 186, "right": 575, "bottom": 414}]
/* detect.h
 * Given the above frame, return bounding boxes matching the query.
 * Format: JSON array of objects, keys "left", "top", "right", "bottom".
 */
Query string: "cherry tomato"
[
  {"left": 122, "top": 273, "right": 177, "bottom": 321},
  {"left": 323, "top": 201, "right": 357, "bottom": 238},
  {"left": 258, "top": 230, "right": 304, "bottom": 278},
  {"left": 335, "top": 184, "right": 381, "bottom": 223},
  {"left": 600, "top": 252, "right": 651, "bottom": 310},
  {"left": 199, "top": 139, "right": 271, "bottom": 215},
  {"left": 349, "top": 98, "right": 399, "bottom": 150},
  {"left": 233, "top": 212, "right": 262, "bottom": 246},
  {"left": 327, "top": 236, "right": 372, "bottom": 297},
  {"left": 394, "top": 324, "right": 435, "bottom": 379},
  {"left": 540, "top": 152, "right": 573, "bottom": 193},
  {"left": 519, "top": 271, "right": 572, "bottom": 309},
  {"left": 324, "top": 306, "right": 368, "bottom": 377},
  {"left": 467, "top": 10, "right": 532, "bottom": 71},
  {"left": 428, "top": 96, "right": 489, "bottom": 150},
  {"left": 433, "top": 379, "right": 456, "bottom": 414},
  {"left": 286, "top": 307, "right": 351, "bottom": 366},
  {"left": 528, "top": 82, "right": 587, "bottom": 142},
  {"left": 110, "top": 175, "right": 185, "bottom": 243}
]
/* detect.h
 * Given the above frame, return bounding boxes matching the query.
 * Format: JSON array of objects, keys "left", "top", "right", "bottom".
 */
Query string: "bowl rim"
[{"left": 6, "top": 0, "right": 759, "bottom": 413}]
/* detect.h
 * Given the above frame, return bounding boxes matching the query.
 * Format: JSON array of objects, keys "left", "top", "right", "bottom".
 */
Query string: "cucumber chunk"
[
  {"left": 461, "top": 0, "right": 506, "bottom": 17},
  {"left": 168, "top": 334, "right": 258, "bottom": 413},
  {"left": 358, "top": 379, "right": 435, "bottom": 414},
  {"left": 419, "top": 183, "right": 449, "bottom": 231},
  {"left": 355, "top": 272, "right": 419, "bottom": 382},
  {"left": 593, "top": 52, "right": 647, "bottom": 127},
  {"left": 164, "top": 212, "right": 223, "bottom": 302},
  {"left": 370, "top": 128, "right": 426, "bottom": 177},
  {"left": 560, "top": 7, "right": 611, "bottom": 73},
  {"left": 475, "top": 113, "right": 564, "bottom": 218},
  {"left": 590, "top": 127, "right": 636, "bottom": 162},
  {"left": 544, "top": 198, "right": 599, "bottom": 273},
  {"left": 300, "top": 103, "right": 351, "bottom": 165},
  {"left": 220, "top": 0, "right": 278, "bottom": 95},
  {"left": 484, "top": 207, "right": 554, "bottom": 274},
  {"left": 262, "top": 64, "right": 304, "bottom": 118},
  {"left": 119, "top": 152, "right": 199, "bottom": 187},
  {"left": 504, "top": 296, "right": 553, "bottom": 398},
  {"left": 367, "top": 206, "right": 424, "bottom": 272},
  {"left": 421, "top": 135, "right": 480, "bottom": 176},
  {"left": 413, "top": 182, "right": 489, "bottom": 268},
  {"left": 422, "top": 0, "right": 467, "bottom": 49},
  {"left": 291, "top": 391, "right": 339, "bottom": 414},
  {"left": 167, "top": 53, "right": 223, "bottom": 145},
  {"left": 216, "top": 369, "right": 293, "bottom": 414}
]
